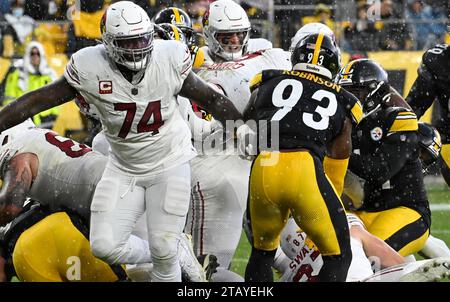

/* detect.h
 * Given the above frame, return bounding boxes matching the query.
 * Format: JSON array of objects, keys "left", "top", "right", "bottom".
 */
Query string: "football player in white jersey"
[
  {"left": 182, "top": 0, "right": 291, "bottom": 271},
  {"left": 0, "top": 1, "right": 241, "bottom": 282},
  {"left": 275, "top": 215, "right": 450, "bottom": 282},
  {"left": 0, "top": 124, "right": 214, "bottom": 282},
  {"left": 201, "top": 0, "right": 273, "bottom": 66}
]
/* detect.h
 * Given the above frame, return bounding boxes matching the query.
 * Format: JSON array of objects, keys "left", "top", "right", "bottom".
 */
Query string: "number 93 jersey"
[
  {"left": 249, "top": 69, "right": 363, "bottom": 159},
  {"left": 64, "top": 40, "right": 196, "bottom": 174}
]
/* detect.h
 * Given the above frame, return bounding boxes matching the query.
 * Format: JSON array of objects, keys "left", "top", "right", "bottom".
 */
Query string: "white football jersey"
[
  {"left": 64, "top": 40, "right": 196, "bottom": 174},
  {"left": 201, "top": 38, "right": 274, "bottom": 67},
  {"left": 0, "top": 128, "right": 107, "bottom": 221},
  {"left": 280, "top": 215, "right": 374, "bottom": 282},
  {"left": 196, "top": 48, "right": 291, "bottom": 114}
]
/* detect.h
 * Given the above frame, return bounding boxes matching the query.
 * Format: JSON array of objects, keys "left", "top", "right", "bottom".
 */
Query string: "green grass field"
[{"left": 229, "top": 179, "right": 450, "bottom": 278}]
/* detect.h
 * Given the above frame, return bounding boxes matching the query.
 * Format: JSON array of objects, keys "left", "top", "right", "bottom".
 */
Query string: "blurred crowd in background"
[
  {"left": 0, "top": 0, "right": 447, "bottom": 138},
  {"left": 0, "top": 0, "right": 448, "bottom": 58}
]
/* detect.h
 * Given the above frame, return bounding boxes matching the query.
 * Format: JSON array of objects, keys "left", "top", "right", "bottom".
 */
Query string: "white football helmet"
[
  {"left": 203, "top": 0, "right": 251, "bottom": 61},
  {"left": 289, "top": 23, "right": 335, "bottom": 53},
  {"left": 101, "top": 1, "right": 154, "bottom": 71}
]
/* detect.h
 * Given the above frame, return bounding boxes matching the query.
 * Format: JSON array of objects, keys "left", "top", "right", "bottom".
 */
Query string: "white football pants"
[
  {"left": 185, "top": 154, "right": 252, "bottom": 268},
  {"left": 90, "top": 160, "right": 191, "bottom": 282}
]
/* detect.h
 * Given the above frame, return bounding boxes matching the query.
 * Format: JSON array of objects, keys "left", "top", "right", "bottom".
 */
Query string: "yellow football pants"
[
  {"left": 353, "top": 207, "right": 429, "bottom": 256},
  {"left": 248, "top": 151, "right": 349, "bottom": 256},
  {"left": 13, "top": 212, "right": 119, "bottom": 282}
]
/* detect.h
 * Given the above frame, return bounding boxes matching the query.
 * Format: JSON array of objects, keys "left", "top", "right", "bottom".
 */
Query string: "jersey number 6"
[{"left": 271, "top": 79, "right": 337, "bottom": 131}]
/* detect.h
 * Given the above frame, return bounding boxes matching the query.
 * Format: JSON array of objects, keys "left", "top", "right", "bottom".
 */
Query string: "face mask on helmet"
[
  {"left": 203, "top": 0, "right": 251, "bottom": 61},
  {"left": 336, "top": 59, "right": 388, "bottom": 113},
  {"left": 101, "top": 1, "right": 154, "bottom": 72},
  {"left": 155, "top": 23, "right": 187, "bottom": 45},
  {"left": 214, "top": 29, "right": 249, "bottom": 59}
]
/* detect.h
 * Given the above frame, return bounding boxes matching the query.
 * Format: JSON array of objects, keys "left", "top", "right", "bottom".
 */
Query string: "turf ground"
[{"left": 229, "top": 178, "right": 450, "bottom": 278}]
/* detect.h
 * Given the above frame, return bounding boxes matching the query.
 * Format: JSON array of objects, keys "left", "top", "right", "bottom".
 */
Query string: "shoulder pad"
[
  {"left": 420, "top": 44, "right": 450, "bottom": 81},
  {"left": 386, "top": 107, "right": 418, "bottom": 133},
  {"left": 249, "top": 69, "right": 286, "bottom": 93}
]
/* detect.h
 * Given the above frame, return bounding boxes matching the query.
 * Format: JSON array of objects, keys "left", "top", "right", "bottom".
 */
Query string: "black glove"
[{"left": 364, "top": 81, "right": 391, "bottom": 113}]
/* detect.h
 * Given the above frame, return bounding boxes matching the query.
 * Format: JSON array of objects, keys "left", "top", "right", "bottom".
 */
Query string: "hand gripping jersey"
[
  {"left": 0, "top": 128, "right": 106, "bottom": 222},
  {"left": 407, "top": 44, "right": 450, "bottom": 142},
  {"left": 196, "top": 48, "right": 291, "bottom": 114},
  {"left": 349, "top": 106, "right": 430, "bottom": 225},
  {"left": 249, "top": 69, "right": 363, "bottom": 160},
  {"left": 64, "top": 40, "right": 196, "bottom": 174}
]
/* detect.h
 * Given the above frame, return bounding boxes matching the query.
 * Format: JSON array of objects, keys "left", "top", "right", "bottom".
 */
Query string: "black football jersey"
[
  {"left": 350, "top": 106, "right": 430, "bottom": 225},
  {"left": 407, "top": 44, "right": 450, "bottom": 143},
  {"left": 247, "top": 69, "right": 363, "bottom": 160}
]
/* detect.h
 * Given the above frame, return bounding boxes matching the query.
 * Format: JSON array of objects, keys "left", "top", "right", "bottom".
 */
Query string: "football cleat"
[
  {"left": 179, "top": 233, "right": 207, "bottom": 282},
  {"left": 197, "top": 254, "right": 220, "bottom": 282},
  {"left": 399, "top": 257, "right": 450, "bottom": 282}
]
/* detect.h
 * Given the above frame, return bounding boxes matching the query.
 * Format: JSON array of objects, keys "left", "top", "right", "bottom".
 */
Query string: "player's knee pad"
[
  {"left": 90, "top": 238, "right": 124, "bottom": 265},
  {"left": 149, "top": 232, "right": 179, "bottom": 261},
  {"left": 149, "top": 232, "right": 180, "bottom": 281}
]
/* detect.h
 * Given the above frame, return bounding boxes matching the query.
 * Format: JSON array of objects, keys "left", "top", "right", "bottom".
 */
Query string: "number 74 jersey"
[
  {"left": 248, "top": 69, "right": 363, "bottom": 160},
  {"left": 64, "top": 40, "right": 196, "bottom": 174}
]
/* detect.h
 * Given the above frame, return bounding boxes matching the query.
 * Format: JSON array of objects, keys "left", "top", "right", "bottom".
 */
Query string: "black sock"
[
  {"left": 318, "top": 253, "right": 352, "bottom": 282},
  {"left": 244, "top": 247, "right": 277, "bottom": 282}
]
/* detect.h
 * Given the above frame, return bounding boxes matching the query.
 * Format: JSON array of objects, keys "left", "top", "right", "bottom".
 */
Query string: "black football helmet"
[
  {"left": 336, "top": 59, "right": 389, "bottom": 113},
  {"left": 153, "top": 7, "right": 196, "bottom": 47},
  {"left": 291, "top": 33, "right": 341, "bottom": 79},
  {"left": 155, "top": 23, "right": 187, "bottom": 45},
  {"left": 418, "top": 122, "right": 442, "bottom": 173}
]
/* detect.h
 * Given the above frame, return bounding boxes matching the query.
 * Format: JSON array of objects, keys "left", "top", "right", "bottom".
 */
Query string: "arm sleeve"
[
  {"left": 406, "top": 73, "right": 437, "bottom": 118},
  {"left": 349, "top": 131, "right": 418, "bottom": 185}
]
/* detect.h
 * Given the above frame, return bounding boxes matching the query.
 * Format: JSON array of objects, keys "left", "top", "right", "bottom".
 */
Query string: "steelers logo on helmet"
[
  {"left": 153, "top": 7, "right": 196, "bottom": 48},
  {"left": 291, "top": 33, "right": 341, "bottom": 79},
  {"left": 101, "top": 1, "right": 154, "bottom": 71}
]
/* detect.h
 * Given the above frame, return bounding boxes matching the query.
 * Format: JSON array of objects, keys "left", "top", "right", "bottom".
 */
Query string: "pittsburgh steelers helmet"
[
  {"left": 291, "top": 33, "right": 341, "bottom": 79},
  {"left": 155, "top": 23, "right": 187, "bottom": 45},
  {"left": 336, "top": 59, "right": 388, "bottom": 113},
  {"left": 153, "top": 7, "right": 196, "bottom": 48}
]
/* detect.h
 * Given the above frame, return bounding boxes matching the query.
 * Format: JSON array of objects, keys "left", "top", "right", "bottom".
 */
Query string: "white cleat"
[
  {"left": 179, "top": 233, "right": 207, "bottom": 282},
  {"left": 399, "top": 257, "right": 450, "bottom": 282}
]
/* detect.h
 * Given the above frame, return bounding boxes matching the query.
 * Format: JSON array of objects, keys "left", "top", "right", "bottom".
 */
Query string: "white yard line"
[{"left": 430, "top": 204, "right": 450, "bottom": 211}]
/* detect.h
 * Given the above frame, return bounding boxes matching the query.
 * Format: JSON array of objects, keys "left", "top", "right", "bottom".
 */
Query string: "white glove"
[{"left": 236, "top": 124, "right": 257, "bottom": 161}]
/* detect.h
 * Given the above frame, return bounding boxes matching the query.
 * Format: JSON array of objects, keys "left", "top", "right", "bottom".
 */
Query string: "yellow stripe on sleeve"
[
  {"left": 389, "top": 117, "right": 418, "bottom": 133},
  {"left": 249, "top": 72, "right": 263, "bottom": 92},
  {"left": 350, "top": 101, "right": 364, "bottom": 125}
]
